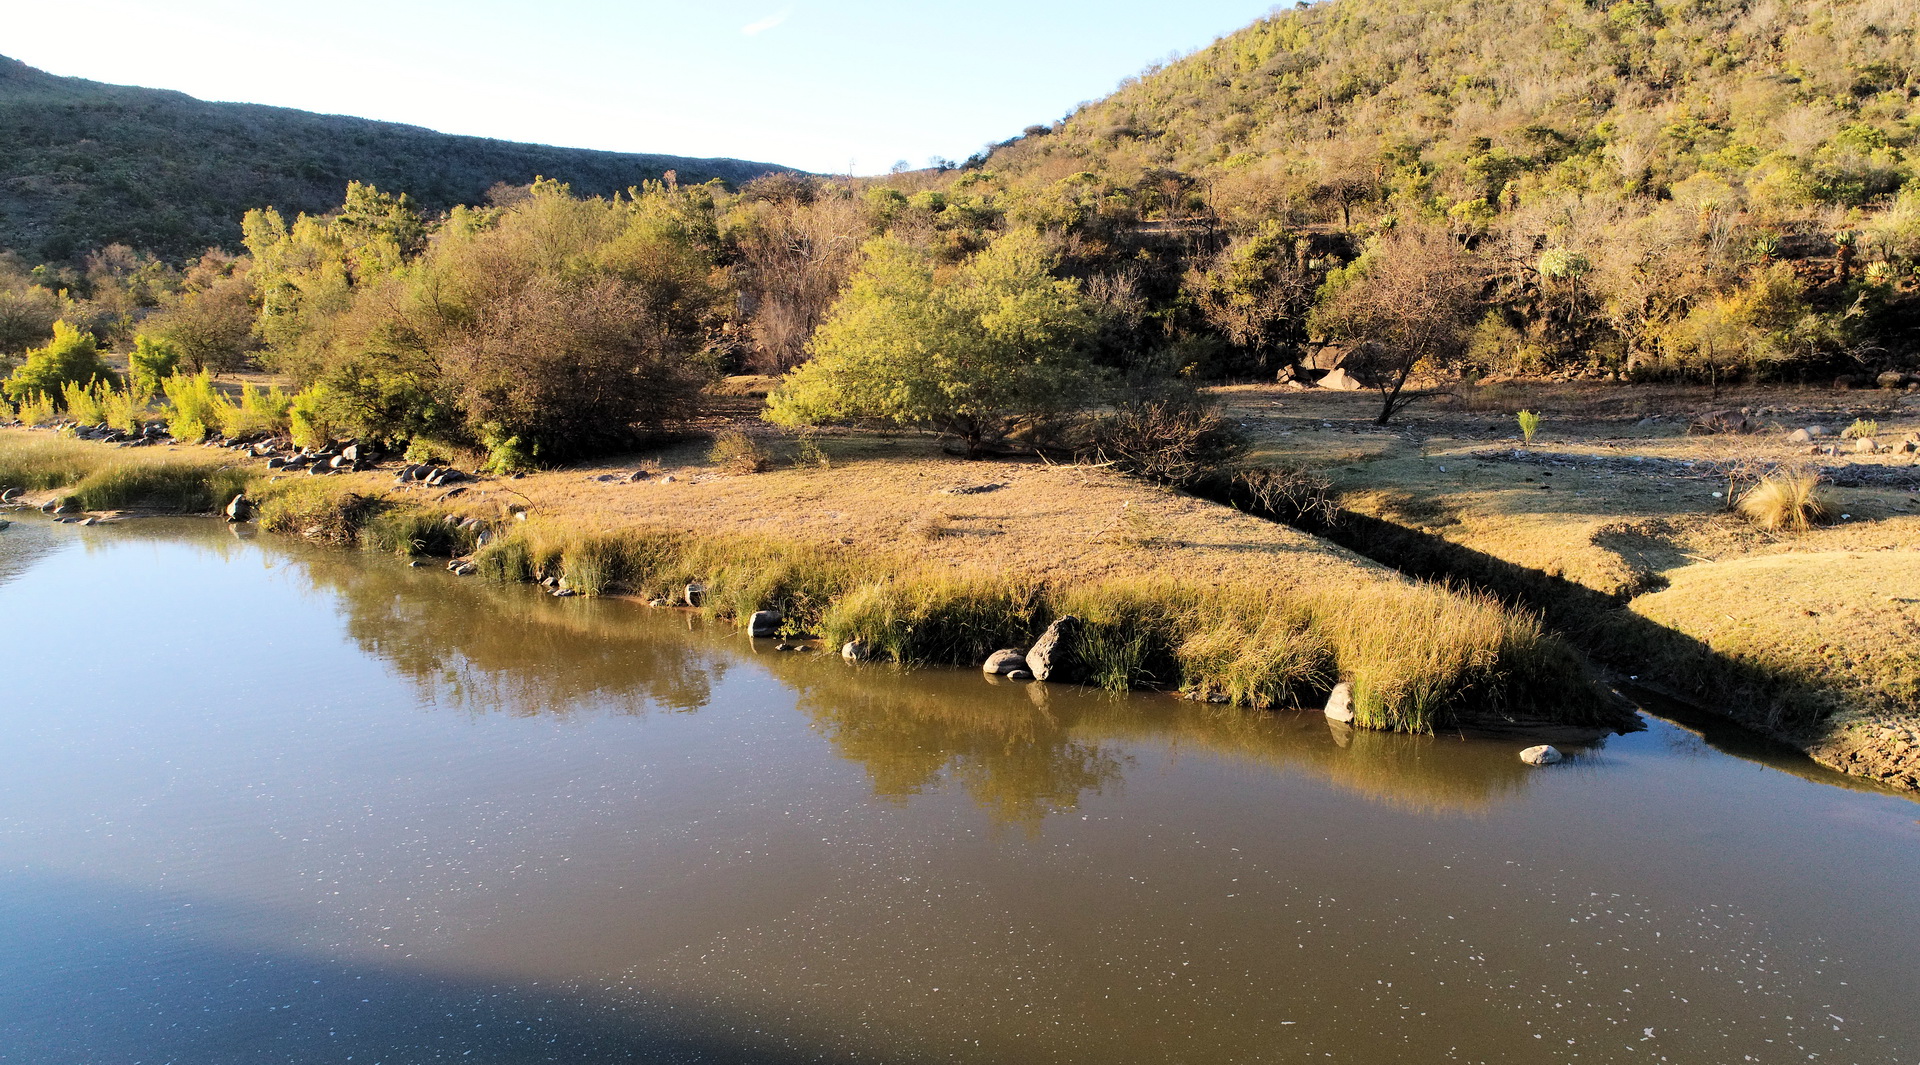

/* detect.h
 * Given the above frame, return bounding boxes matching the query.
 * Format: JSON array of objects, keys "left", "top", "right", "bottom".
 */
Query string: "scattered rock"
[
  {"left": 648, "top": 597, "right": 670, "bottom": 608},
  {"left": 626, "top": 470, "right": 651, "bottom": 483},
  {"left": 941, "top": 482, "right": 1007, "bottom": 496},
  {"left": 1520, "top": 744, "right": 1564, "bottom": 766},
  {"left": 1025, "top": 616, "right": 1084, "bottom": 682},
  {"left": 0, "top": 487, "right": 21, "bottom": 502},
  {"left": 1318, "top": 367, "right": 1366, "bottom": 391},
  {"left": 224, "top": 493, "right": 254, "bottom": 523},
  {"left": 982, "top": 648, "right": 1029, "bottom": 675},
  {"left": 1787, "top": 428, "right": 1811, "bottom": 443},
  {"left": 841, "top": 640, "right": 873, "bottom": 662},
  {"left": 747, "top": 610, "right": 783, "bottom": 638},
  {"left": 1806, "top": 425, "right": 1829, "bottom": 437},
  {"left": 447, "top": 560, "right": 478, "bottom": 576},
  {"left": 0, "top": 519, "right": 9, "bottom": 530},
  {"left": 1878, "top": 371, "right": 1910, "bottom": 390},
  {"left": 1323, "top": 681, "right": 1355, "bottom": 723},
  {"left": 684, "top": 581, "right": 707, "bottom": 608},
  {"left": 1855, "top": 437, "right": 1880, "bottom": 454}
]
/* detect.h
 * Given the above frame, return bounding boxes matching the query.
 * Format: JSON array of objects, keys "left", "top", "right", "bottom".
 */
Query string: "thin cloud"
[{"left": 740, "top": 10, "right": 790, "bottom": 36}]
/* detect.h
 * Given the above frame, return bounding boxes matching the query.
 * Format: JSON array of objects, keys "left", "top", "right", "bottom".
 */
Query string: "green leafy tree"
[
  {"left": 127, "top": 334, "right": 181, "bottom": 399},
  {"left": 767, "top": 229, "right": 1101, "bottom": 457},
  {"left": 3, "top": 320, "right": 118, "bottom": 406}
]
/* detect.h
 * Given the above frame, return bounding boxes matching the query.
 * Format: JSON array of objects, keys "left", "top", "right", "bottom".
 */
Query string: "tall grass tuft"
[
  {"left": 66, "top": 462, "right": 252, "bottom": 512},
  {"left": 364, "top": 508, "right": 481, "bottom": 557},
  {"left": 1737, "top": 471, "right": 1832, "bottom": 531},
  {"left": 822, "top": 577, "right": 1047, "bottom": 665},
  {"left": 1516, "top": 409, "right": 1542, "bottom": 444},
  {"left": 0, "top": 435, "right": 106, "bottom": 491},
  {"left": 710, "top": 430, "right": 772, "bottom": 474}
]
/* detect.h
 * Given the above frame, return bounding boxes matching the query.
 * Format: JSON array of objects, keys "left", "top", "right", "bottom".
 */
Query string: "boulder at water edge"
[
  {"left": 1323, "top": 681, "right": 1355, "bottom": 723},
  {"left": 224, "top": 494, "right": 254, "bottom": 523},
  {"left": 1025, "top": 616, "right": 1084, "bottom": 682},
  {"left": 983, "top": 649, "right": 1029, "bottom": 675},
  {"left": 1520, "top": 745, "right": 1564, "bottom": 766},
  {"left": 842, "top": 640, "right": 873, "bottom": 662},
  {"left": 748, "top": 610, "right": 782, "bottom": 638}
]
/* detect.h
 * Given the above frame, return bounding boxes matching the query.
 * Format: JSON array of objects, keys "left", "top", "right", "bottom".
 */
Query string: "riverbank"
[
  {"left": 0, "top": 424, "right": 1618, "bottom": 737},
  {"left": 1214, "top": 383, "right": 1920, "bottom": 790}
]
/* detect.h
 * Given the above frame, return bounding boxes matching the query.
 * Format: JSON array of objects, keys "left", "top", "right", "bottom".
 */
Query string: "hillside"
[
  {"left": 0, "top": 56, "right": 794, "bottom": 261},
  {"left": 963, "top": 0, "right": 1917, "bottom": 379}
]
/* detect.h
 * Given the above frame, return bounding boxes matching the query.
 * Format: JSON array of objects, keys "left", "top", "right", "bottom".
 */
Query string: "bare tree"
[{"left": 1311, "top": 226, "right": 1483, "bottom": 425}]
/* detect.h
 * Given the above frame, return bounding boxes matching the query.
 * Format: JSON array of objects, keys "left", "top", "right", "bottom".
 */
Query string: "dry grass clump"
[
  {"left": 0, "top": 433, "right": 251, "bottom": 512},
  {"left": 1736, "top": 471, "right": 1832, "bottom": 532},
  {"left": 709, "top": 430, "right": 772, "bottom": 474},
  {"left": 0, "top": 434, "right": 106, "bottom": 492}
]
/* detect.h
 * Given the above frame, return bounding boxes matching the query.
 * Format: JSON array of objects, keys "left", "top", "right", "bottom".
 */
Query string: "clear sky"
[{"left": 0, "top": 0, "right": 1280, "bottom": 175}]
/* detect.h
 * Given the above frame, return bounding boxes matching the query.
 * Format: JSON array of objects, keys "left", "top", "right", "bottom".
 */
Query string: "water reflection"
[
  {"left": 271, "top": 539, "right": 1549, "bottom": 821},
  {"left": 294, "top": 549, "right": 728, "bottom": 716}
]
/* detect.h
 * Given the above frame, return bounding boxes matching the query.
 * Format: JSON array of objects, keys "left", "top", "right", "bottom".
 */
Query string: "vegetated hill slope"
[
  {"left": 966, "top": 0, "right": 1916, "bottom": 378},
  {"left": 990, "top": 0, "right": 1914, "bottom": 217},
  {"left": 0, "top": 56, "right": 795, "bottom": 261}
]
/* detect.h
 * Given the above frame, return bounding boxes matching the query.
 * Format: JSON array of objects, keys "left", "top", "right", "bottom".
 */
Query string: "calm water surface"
[{"left": 1, "top": 518, "right": 1917, "bottom": 1064}]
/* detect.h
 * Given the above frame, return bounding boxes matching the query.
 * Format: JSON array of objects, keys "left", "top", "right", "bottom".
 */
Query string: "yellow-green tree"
[{"left": 767, "top": 229, "right": 1101, "bottom": 457}]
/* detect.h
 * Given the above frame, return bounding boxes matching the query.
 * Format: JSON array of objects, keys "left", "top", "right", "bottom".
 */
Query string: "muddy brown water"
[{"left": 1, "top": 517, "right": 1917, "bottom": 1064}]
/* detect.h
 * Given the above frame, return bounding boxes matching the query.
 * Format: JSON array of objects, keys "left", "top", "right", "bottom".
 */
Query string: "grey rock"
[
  {"left": 982, "top": 648, "right": 1029, "bottom": 675},
  {"left": 1520, "top": 744, "right": 1564, "bottom": 766},
  {"left": 1806, "top": 425, "right": 1828, "bottom": 437},
  {"left": 0, "top": 487, "right": 20, "bottom": 502},
  {"left": 841, "top": 640, "right": 873, "bottom": 662},
  {"left": 1787, "top": 428, "right": 1811, "bottom": 443},
  {"left": 0, "top": 519, "right": 10, "bottom": 530},
  {"left": 1323, "top": 681, "right": 1355, "bottom": 723},
  {"left": 1025, "top": 616, "right": 1084, "bottom": 682},
  {"left": 684, "top": 581, "right": 707, "bottom": 607},
  {"left": 747, "top": 610, "right": 783, "bottom": 638},
  {"left": 224, "top": 493, "right": 253, "bottom": 523},
  {"left": 626, "top": 470, "right": 651, "bottom": 483},
  {"left": 1855, "top": 436, "right": 1880, "bottom": 454}
]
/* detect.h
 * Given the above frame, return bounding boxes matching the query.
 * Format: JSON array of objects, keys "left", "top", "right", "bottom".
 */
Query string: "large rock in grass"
[
  {"left": 684, "top": 581, "right": 707, "bottom": 607},
  {"left": 841, "top": 640, "right": 873, "bottom": 662},
  {"left": 983, "top": 649, "right": 1029, "bottom": 675},
  {"left": 747, "top": 610, "right": 782, "bottom": 638},
  {"left": 1520, "top": 744, "right": 1563, "bottom": 766},
  {"left": 1323, "top": 681, "right": 1355, "bottom": 723},
  {"left": 1787, "top": 428, "right": 1812, "bottom": 443},
  {"left": 1025, "top": 616, "right": 1084, "bottom": 682},
  {"left": 224, "top": 494, "right": 253, "bottom": 523},
  {"left": 1318, "top": 367, "right": 1366, "bottom": 391}
]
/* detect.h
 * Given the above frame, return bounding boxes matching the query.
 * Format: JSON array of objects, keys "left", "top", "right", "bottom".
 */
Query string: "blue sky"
[{"left": 0, "top": 0, "right": 1281, "bottom": 174}]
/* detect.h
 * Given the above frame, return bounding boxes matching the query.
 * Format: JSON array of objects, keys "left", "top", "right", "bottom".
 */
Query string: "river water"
[{"left": 1, "top": 517, "right": 1916, "bottom": 1064}]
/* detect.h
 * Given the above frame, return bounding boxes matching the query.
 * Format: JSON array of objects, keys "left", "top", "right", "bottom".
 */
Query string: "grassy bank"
[
  {"left": 1, "top": 425, "right": 1613, "bottom": 734},
  {"left": 0, "top": 434, "right": 252, "bottom": 512}
]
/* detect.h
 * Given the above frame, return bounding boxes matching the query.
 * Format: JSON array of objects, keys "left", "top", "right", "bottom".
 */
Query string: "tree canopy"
[{"left": 767, "top": 229, "right": 1102, "bottom": 456}]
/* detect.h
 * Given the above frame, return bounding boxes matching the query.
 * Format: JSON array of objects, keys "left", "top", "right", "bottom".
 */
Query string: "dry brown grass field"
[{"left": 1214, "top": 382, "right": 1920, "bottom": 788}]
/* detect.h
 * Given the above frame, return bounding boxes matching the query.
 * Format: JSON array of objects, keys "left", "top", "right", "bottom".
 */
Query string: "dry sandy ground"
[{"left": 1215, "top": 382, "right": 1920, "bottom": 789}]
